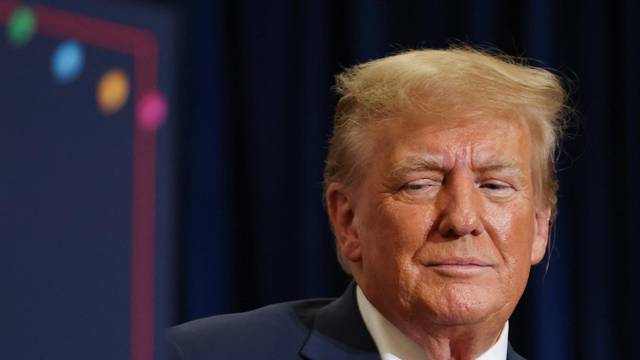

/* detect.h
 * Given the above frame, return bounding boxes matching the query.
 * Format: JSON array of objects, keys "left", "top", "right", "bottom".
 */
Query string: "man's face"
[{"left": 333, "top": 113, "right": 550, "bottom": 331}]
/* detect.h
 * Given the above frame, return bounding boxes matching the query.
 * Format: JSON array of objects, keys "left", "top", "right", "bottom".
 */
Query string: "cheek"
[
  {"left": 485, "top": 203, "right": 537, "bottom": 292},
  {"left": 361, "top": 201, "right": 435, "bottom": 265},
  {"left": 486, "top": 202, "right": 536, "bottom": 255},
  {"left": 362, "top": 202, "right": 440, "bottom": 309},
  {"left": 382, "top": 201, "right": 433, "bottom": 242}
]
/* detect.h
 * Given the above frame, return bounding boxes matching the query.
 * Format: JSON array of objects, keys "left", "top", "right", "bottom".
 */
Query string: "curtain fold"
[{"left": 173, "top": 1, "right": 640, "bottom": 358}]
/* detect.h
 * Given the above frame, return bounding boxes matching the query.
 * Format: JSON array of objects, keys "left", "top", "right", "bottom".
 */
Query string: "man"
[{"left": 167, "top": 46, "right": 567, "bottom": 360}]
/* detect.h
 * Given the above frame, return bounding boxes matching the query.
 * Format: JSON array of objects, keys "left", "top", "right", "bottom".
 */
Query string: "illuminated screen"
[{"left": 0, "top": 1, "right": 177, "bottom": 359}]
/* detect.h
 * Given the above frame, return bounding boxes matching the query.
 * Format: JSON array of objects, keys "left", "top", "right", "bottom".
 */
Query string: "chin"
[{"left": 419, "top": 284, "right": 503, "bottom": 326}]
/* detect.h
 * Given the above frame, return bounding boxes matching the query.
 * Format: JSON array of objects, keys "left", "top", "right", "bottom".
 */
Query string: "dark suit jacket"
[{"left": 167, "top": 284, "right": 525, "bottom": 360}]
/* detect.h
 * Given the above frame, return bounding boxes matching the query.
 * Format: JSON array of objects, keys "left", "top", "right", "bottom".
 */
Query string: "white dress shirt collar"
[{"left": 356, "top": 286, "right": 509, "bottom": 360}]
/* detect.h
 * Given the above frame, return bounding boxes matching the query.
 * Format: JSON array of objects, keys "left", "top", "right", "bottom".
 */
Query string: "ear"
[
  {"left": 531, "top": 206, "right": 551, "bottom": 264},
  {"left": 326, "top": 183, "right": 362, "bottom": 263}
]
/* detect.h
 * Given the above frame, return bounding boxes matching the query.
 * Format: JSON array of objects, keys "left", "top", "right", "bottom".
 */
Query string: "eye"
[
  {"left": 478, "top": 180, "right": 515, "bottom": 196},
  {"left": 481, "top": 182, "right": 507, "bottom": 190},
  {"left": 401, "top": 179, "right": 440, "bottom": 194}
]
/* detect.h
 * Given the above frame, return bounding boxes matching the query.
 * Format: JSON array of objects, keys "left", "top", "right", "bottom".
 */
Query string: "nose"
[{"left": 437, "top": 172, "right": 485, "bottom": 238}]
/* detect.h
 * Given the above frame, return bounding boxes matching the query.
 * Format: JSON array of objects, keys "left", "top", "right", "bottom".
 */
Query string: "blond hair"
[{"left": 324, "top": 46, "right": 569, "bottom": 270}]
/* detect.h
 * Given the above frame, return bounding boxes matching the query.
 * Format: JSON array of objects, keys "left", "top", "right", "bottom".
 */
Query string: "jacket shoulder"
[
  {"left": 507, "top": 343, "right": 527, "bottom": 360},
  {"left": 166, "top": 298, "right": 333, "bottom": 360}
]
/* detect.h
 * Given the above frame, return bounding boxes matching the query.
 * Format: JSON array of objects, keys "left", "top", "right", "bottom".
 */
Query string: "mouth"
[{"left": 423, "top": 257, "right": 492, "bottom": 276}]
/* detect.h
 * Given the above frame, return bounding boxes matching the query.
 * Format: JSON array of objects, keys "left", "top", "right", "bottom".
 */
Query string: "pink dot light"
[{"left": 136, "top": 91, "right": 167, "bottom": 131}]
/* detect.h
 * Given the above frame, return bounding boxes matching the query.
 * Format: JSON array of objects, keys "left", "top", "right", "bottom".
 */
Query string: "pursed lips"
[
  {"left": 422, "top": 258, "right": 493, "bottom": 275},
  {"left": 425, "top": 257, "right": 491, "bottom": 267}
]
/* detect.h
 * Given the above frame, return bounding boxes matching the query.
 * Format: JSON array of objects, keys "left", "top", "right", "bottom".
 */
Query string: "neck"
[
  {"left": 356, "top": 286, "right": 509, "bottom": 360},
  {"left": 397, "top": 319, "right": 506, "bottom": 360}
]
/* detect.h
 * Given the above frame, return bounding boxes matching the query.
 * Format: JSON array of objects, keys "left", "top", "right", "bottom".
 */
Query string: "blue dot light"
[{"left": 52, "top": 41, "right": 85, "bottom": 83}]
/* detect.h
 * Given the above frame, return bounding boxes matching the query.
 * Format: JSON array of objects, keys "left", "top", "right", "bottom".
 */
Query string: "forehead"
[{"left": 367, "top": 113, "right": 533, "bottom": 169}]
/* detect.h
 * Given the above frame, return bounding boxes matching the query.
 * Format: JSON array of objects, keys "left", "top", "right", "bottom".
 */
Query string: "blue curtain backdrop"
[{"left": 163, "top": 0, "right": 640, "bottom": 359}]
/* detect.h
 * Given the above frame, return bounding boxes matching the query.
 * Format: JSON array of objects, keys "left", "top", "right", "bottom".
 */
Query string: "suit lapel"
[
  {"left": 299, "top": 283, "right": 380, "bottom": 360},
  {"left": 506, "top": 343, "right": 526, "bottom": 360}
]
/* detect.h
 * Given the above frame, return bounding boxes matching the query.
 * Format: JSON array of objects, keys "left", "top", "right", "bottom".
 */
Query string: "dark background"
[
  {"left": 1, "top": 0, "right": 178, "bottom": 359},
  {"left": 164, "top": 0, "right": 639, "bottom": 359},
  {"left": 2, "top": 0, "right": 638, "bottom": 359}
]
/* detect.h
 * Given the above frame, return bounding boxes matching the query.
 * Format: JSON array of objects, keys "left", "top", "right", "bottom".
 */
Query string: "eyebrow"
[
  {"left": 388, "top": 155, "right": 526, "bottom": 180},
  {"left": 388, "top": 155, "right": 446, "bottom": 181},
  {"left": 473, "top": 157, "right": 522, "bottom": 172}
]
